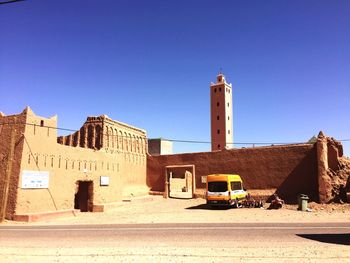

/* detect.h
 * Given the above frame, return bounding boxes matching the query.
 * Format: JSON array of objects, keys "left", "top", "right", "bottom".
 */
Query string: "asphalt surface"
[
  {"left": 1, "top": 222, "right": 349, "bottom": 262},
  {"left": 1, "top": 222, "right": 349, "bottom": 246}
]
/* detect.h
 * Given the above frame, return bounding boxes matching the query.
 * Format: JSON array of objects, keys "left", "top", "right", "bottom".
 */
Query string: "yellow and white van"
[{"left": 206, "top": 174, "right": 247, "bottom": 207}]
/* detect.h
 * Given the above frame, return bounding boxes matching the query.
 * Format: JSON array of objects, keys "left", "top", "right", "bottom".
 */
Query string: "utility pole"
[{"left": 0, "top": 127, "right": 16, "bottom": 222}]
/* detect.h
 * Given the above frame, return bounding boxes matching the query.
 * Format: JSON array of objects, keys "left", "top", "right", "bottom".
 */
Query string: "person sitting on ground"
[{"left": 268, "top": 194, "right": 284, "bottom": 209}]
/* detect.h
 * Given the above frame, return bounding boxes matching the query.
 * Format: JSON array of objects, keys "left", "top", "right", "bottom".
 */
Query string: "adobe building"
[
  {"left": 0, "top": 107, "right": 148, "bottom": 221},
  {"left": 1, "top": 74, "right": 350, "bottom": 222},
  {"left": 147, "top": 74, "right": 350, "bottom": 204},
  {"left": 148, "top": 138, "right": 173, "bottom": 156},
  {"left": 148, "top": 132, "right": 350, "bottom": 204},
  {"left": 210, "top": 73, "right": 233, "bottom": 151}
]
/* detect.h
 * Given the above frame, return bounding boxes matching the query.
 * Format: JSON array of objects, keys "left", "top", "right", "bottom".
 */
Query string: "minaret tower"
[{"left": 210, "top": 73, "right": 233, "bottom": 151}]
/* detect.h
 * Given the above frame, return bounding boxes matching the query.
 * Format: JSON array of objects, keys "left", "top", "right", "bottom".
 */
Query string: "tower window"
[
  {"left": 214, "top": 88, "right": 217, "bottom": 93},
  {"left": 217, "top": 115, "right": 219, "bottom": 120},
  {"left": 217, "top": 102, "right": 219, "bottom": 107},
  {"left": 218, "top": 144, "right": 221, "bottom": 149},
  {"left": 227, "top": 102, "right": 229, "bottom": 107},
  {"left": 40, "top": 120, "right": 44, "bottom": 127},
  {"left": 228, "top": 130, "right": 230, "bottom": 134},
  {"left": 217, "top": 129, "right": 220, "bottom": 134},
  {"left": 219, "top": 87, "right": 221, "bottom": 92},
  {"left": 228, "top": 116, "right": 230, "bottom": 120}
]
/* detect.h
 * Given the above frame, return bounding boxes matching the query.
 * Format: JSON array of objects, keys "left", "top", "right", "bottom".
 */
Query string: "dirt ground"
[{"left": 4, "top": 195, "right": 350, "bottom": 225}]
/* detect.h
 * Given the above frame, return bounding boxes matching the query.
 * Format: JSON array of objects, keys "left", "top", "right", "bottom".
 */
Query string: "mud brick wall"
[
  {"left": 147, "top": 144, "right": 318, "bottom": 203},
  {"left": 0, "top": 112, "right": 26, "bottom": 219}
]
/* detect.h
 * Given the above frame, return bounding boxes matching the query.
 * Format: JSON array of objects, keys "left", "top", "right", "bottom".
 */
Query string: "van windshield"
[{"left": 208, "top": 182, "right": 227, "bottom": 192}]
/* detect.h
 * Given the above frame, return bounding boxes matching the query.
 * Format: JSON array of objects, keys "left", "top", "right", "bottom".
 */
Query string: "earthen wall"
[
  {"left": 1, "top": 108, "right": 148, "bottom": 217},
  {"left": 0, "top": 111, "right": 26, "bottom": 219},
  {"left": 147, "top": 144, "right": 318, "bottom": 203}
]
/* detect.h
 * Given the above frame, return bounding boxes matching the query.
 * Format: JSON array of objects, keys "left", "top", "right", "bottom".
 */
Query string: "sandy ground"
[{"left": 5, "top": 195, "right": 348, "bottom": 225}]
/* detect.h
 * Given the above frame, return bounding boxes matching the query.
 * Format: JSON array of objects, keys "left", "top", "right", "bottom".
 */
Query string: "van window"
[
  {"left": 231, "top": 182, "right": 242, "bottom": 190},
  {"left": 208, "top": 182, "right": 227, "bottom": 192}
]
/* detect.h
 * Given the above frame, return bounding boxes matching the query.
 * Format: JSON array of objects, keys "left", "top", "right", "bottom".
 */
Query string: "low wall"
[{"left": 147, "top": 144, "right": 318, "bottom": 203}]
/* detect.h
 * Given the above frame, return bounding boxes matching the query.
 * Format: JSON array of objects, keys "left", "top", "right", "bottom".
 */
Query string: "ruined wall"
[
  {"left": 147, "top": 144, "right": 318, "bottom": 203},
  {"left": 2, "top": 107, "right": 148, "bottom": 216},
  {"left": 0, "top": 110, "right": 26, "bottom": 219},
  {"left": 57, "top": 115, "right": 148, "bottom": 153},
  {"left": 317, "top": 132, "right": 350, "bottom": 203}
]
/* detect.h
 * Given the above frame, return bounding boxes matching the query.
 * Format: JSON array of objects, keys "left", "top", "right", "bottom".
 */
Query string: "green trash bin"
[{"left": 298, "top": 194, "right": 309, "bottom": 211}]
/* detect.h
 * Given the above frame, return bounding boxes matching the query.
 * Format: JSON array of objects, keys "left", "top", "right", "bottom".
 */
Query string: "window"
[
  {"left": 231, "top": 182, "right": 242, "bottom": 191},
  {"left": 217, "top": 102, "right": 219, "bottom": 107},
  {"left": 217, "top": 129, "right": 220, "bottom": 134},
  {"left": 227, "top": 102, "right": 230, "bottom": 107},
  {"left": 208, "top": 182, "right": 227, "bottom": 192},
  {"left": 214, "top": 88, "right": 217, "bottom": 93},
  {"left": 228, "top": 116, "right": 230, "bottom": 120},
  {"left": 40, "top": 120, "right": 44, "bottom": 127},
  {"left": 219, "top": 87, "right": 221, "bottom": 92},
  {"left": 218, "top": 144, "right": 220, "bottom": 149},
  {"left": 217, "top": 115, "right": 219, "bottom": 120},
  {"left": 228, "top": 130, "right": 230, "bottom": 134}
]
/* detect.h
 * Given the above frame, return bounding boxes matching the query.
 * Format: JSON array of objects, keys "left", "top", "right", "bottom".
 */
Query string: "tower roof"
[
  {"left": 216, "top": 73, "right": 226, "bottom": 84},
  {"left": 210, "top": 73, "right": 232, "bottom": 87}
]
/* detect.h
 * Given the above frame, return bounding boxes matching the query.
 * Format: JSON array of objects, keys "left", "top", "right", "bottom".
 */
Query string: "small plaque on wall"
[
  {"left": 21, "top": 170, "right": 50, "bottom": 189},
  {"left": 100, "top": 176, "right": 109, "bottom": 186},
  {"left": 201, "top": 176, "right": 207, "bottom": 184}
]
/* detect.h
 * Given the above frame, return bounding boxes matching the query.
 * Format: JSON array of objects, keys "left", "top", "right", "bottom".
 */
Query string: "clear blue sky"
[{"left": 1, "top": 0, "right": 349, "bottom": 155}]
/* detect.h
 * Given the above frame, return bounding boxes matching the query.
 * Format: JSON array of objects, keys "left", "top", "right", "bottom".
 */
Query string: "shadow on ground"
[
  {"left": 296, "top": 233, "right": 350, "bottom": 245},
  {"left": 186, "top": 204, "right": 231, "bottom": 210}
]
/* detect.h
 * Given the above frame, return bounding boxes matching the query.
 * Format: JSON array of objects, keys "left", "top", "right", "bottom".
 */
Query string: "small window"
[
  {"left": 208, "top": 182, "right": 227, "bottom": 192},
  {"left": 228, "top": 116, "right": 230, "bottom": 120},
  {"left": 227, "top": 102, "right": 229, "bottom": 107},
  {"left": 231, "top": 181, "right": 242, "bottom": 191},
  {"left": 40, "top": 120, "right": 44, "bottom": 127},
  {"left": 217, "top": 115, "right": 219, "bottom": 120},
  {"left": 218, "top": 144, "right": 221, "bottom": 149},
  {"left": 217, "top": 129, "right": 220, "bottom": 134},
  {"left": 228, "top": 130, "right": 230, "bottom": 134},
  {"left": 214, "top": 88, "right": 217, "bottom": 93},
  {"left": 217, "top": 102, "right": 219, "bottom": 107},
  {"left": 219, "top": 87, "right": 221, "bottom": 92}
]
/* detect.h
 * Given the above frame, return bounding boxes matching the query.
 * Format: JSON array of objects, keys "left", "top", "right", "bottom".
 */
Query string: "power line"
[
  {"left": 162, "top": 138, "right": 305, "bottom": 145},
  {"left": 1, "top": 122, "right": 348, "bottom": 145},
  {"left": 0, "top": 0, "right": 26, "bottom": 5},
  {"left": 0, "top": 122, "right": 147, "bottom": 139}
]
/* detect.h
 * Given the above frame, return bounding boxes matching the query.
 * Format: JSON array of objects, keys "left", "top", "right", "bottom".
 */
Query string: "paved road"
[{"left": 0, "top": 223, "right": 349, "bottom": 262}]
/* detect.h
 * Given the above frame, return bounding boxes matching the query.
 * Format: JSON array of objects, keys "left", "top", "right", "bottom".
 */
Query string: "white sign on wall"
[
  {"left": 21, "top": 170, "right": 50, "bottom": 189},
  {"left": 100, "top": 176, "right": 110, "bottom": 186},
  {"left": 201, "top": 176, "right": 207, "bottom": 184}
]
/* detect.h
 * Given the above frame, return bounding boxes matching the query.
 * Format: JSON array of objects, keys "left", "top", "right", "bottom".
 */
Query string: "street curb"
[{"left": 12, "top": 209, "right": 80, "bottom": 222}]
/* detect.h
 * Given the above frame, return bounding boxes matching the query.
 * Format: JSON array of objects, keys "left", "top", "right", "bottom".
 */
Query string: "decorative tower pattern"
[{"left": 210, "top": 73, "right": 233, "bottom": 151}]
